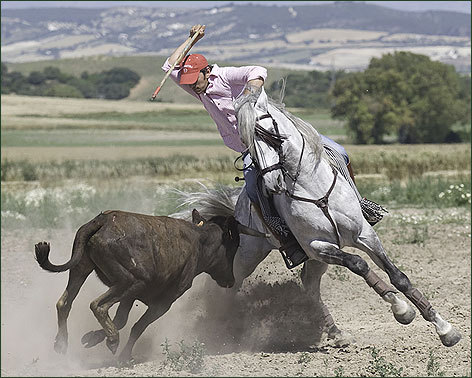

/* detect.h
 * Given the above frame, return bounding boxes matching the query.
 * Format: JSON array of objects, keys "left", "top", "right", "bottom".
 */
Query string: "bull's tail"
[{"left": 35, "top": 213, "right": 106, "bottom": 273}]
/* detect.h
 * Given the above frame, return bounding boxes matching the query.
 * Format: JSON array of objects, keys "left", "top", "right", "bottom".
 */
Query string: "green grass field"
[
  {"left": 2, "top": 94, "right": 470, "bottom": 179},
  {"left": 1, "top": 93, "right": 470, "bottom": 225}
]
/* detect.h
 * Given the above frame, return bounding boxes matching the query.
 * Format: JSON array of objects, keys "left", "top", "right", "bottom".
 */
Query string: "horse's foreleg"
[
  {"left": 355, "top": 229, "right": 461, "bottom": 347},
  {"left": 232, "top": 245, "right": 272, "bottom": 288}
]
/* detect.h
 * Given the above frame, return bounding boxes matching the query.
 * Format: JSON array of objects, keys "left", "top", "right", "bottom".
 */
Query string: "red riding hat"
[{"left": 179, "top": 54, "right": 208, "bottom": 85}]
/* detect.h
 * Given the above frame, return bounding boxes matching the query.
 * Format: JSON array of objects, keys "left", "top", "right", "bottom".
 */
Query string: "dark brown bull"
[{"left": 35, "top": 209, "right": 267, "bottom": 362}]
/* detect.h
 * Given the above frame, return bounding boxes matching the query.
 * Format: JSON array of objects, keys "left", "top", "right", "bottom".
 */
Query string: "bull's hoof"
[
  {"left": 440, "top": 327, "right": 461, "bottom": 347},
  {"left": 106, "top": 334, "right": 120, "bottom": 354},
  {"left": 81, "top": 330, "right": 106, "bottom": 348},
  {"left": 54, "top": 336, "right": 68, "bottom": 354},
  {"left": 393, "top": 305, "right": 416, "bottom": 325},
  {"left": 117, "top": 346, "right": 134, "bottom": 365},
  {"left": 117, "top": 354, "right": 135, "bottom": 366}
]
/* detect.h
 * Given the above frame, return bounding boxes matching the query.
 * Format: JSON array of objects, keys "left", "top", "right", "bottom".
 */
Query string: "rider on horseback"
[{"left": 162, "top": 24, "right": 386, "bottom": 269}]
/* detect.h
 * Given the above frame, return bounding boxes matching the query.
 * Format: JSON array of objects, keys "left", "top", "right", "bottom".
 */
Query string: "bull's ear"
[{"left": 192, "top": 209, "right": 206, "bottom": 226}]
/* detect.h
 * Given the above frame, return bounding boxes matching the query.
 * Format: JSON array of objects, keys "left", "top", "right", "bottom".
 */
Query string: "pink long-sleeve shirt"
[{"left": 162, "top": 59, "right": 267, "bottom": 153}]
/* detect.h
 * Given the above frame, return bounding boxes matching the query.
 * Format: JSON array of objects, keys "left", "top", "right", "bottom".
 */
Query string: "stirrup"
[
  {"left": 360, "top": 197, "right": 388, "bottom": 226},
  {"left": 279, "top": 237, "right": 309, "bottom": 269}
]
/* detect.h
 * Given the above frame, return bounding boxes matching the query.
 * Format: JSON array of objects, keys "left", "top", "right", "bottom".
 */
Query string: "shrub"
[
  {"left": 366, "top": 347, "right": 403, "bottom": 377},
  {"left": 43, "top": 83, "right": 84, "bottom": 98},
  {"left": 161, "top": 338, "right": 205, "bottom": 373}
]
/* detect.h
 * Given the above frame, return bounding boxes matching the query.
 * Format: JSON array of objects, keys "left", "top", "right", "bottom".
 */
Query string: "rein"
[{"left": 254, "top": 112, "right": 341, "bottom": 248}]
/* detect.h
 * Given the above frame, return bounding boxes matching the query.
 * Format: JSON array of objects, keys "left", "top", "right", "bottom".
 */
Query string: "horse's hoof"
[
  {"left": 393, "top": 305, "right": 416, "bottom": 325},
  {"left": 81, "top": 330, "right": 106, "bottom": 348},
  {"left": 440, "top": 327, "right": 461, "bottom": 347},
  {"left": 327, "top": 329, "right": 354, "bottom": 347},
  {"left": 106, "top": 334, "right": 120, "bottom": 354}
]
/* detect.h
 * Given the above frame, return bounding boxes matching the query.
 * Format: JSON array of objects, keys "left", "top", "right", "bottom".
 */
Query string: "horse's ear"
[
  {"left": 192, "top": 209, "right": 206, "bottom": 226},
  {"left": 255, "top": 87, "right": 268, "bottom": 112}
]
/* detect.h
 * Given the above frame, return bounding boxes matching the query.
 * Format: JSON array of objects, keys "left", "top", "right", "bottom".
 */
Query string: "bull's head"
[{"left": 192, "top": 209, "right": 268, "bottom": 288}]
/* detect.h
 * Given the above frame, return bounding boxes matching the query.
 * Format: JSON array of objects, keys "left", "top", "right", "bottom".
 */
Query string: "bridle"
[{"left": 253, "top": 111, "right": 341, "bottom": 248}]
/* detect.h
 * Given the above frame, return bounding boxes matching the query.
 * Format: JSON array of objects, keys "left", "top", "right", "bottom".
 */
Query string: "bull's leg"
[
  {"left": 55, "top": 262, "right": 94, "bottom": 354},
  {"left": 90, "top": 279, "right": 147, "bottom": 355},
  {"left": 354, "top": 228, "right": 461, "bottom": 347},
  {"left": 301, "top": 260, "right": 352, "bottom": 346},
  {"left": 82, "top": 299, "right": 134, "bottom": 348},
  {"left": 89, "top": 286, "right": 125, "bottom": 355},
  {"left": 118, "top": 299, "right": 173, "bottom": 363}
]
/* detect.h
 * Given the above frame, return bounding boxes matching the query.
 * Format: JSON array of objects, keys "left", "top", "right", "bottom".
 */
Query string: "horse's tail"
[
  {"left": 35, "top": 213, "right": 105, "bottom": 273},
  {"left": 171, "top": 182, "right": 241, "bottom": 220}
]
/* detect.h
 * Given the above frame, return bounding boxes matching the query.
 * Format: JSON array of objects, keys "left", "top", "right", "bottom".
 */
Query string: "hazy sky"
[{"left": 1, "top": 1, "right": 471, "bottom": 13}]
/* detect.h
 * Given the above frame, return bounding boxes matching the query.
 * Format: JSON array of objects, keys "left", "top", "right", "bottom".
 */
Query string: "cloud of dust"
[{"left": 1, "top": 182, "right": 325, "bottom": 376}]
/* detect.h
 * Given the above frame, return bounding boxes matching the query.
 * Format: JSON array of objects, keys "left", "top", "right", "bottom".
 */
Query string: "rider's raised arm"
[
  {"left": 161, "top": 24, "right": 205, "bottom": 98},
  {"left": 169, "top": 24, "right": 205, "bottom": 66}
]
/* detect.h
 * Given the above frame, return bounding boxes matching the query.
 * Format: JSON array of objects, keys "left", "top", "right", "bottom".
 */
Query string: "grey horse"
[{"left": 228, "top": 86, "right": 461, "bottom": 347}]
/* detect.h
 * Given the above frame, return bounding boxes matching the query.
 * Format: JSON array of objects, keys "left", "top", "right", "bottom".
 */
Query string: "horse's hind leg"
[
  {"left": 353, "top": 227, "right": 461, "bottom": 347},
  {"left": 55, "top": 260, "right": 94, "bottom": 354},
  {"left": 81, "top": 299, "right": 134, "bottom": 349},
  {"left": 301, "top": 260, "right": 352, "bottom": 346}
]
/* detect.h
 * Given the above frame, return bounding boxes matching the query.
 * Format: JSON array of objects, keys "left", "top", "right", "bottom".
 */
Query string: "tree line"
[
  {"left": 268, "top": 52, "right": 470, "bottom": 144},
  {"left": 1, "top": 63, "right": 140, "bottom": 100},
  {"left": 2, "top": 51, "right": 470, "bottom": 144}
]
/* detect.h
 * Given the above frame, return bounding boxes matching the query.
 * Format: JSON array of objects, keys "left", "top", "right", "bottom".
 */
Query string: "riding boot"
[{"left": 251, "top": 202, "right": 309, "bottom": 269}]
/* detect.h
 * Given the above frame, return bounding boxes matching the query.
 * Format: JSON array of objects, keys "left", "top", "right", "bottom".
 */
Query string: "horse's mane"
[
  {"left": 170, "top": 182, "right": 240, "bottom": 220},
  {"left": 268, "top": 97, "right": 324, "bottom": 164},
  {"left": 234, "top": 86, "right": 324, "bottom": 166}
]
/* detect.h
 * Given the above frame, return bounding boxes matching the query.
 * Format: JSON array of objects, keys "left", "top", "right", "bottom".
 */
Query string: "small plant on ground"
[
  {"left": 410, "top": 225, "right": 429, "bottom": 245},
  {"left": 392, "top": 224, "right": 429, "bottom": 246},
  {"left": 426, "top": 350, "right": 445, "bottom": 377},
  {"left": 366, "top": 347, "right": 403, "bottom": 377},
  {"left": 327, "top": 265, "right": 350, "bottom": 281},
  {"left": 297, "top": 351, "right": 312, "bottom": 364},
  {"left": 161, "top": 338, "right": 206, "bottom": 373},
  {"left": 334, "top": 365, "right": 345, "bottom": 377}
]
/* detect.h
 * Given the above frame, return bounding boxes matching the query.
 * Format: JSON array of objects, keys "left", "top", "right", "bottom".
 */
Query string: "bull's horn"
[{"left": 237, "top": 223, "right": 270, "bottom": 238}]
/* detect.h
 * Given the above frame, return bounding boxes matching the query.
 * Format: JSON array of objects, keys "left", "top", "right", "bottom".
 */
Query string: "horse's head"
[{"left": 235, "top": 87, "right": 288, "bottom": 194}]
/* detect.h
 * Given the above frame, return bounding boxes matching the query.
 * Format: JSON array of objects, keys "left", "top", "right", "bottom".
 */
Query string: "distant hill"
[{"left": 1, "top": 3, "right": 470, "bottom": 72}]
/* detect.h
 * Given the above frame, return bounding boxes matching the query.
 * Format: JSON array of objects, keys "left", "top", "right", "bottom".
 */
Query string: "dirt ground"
[{"left": 1, "top": 207, "right": 470, "bottom": 377}]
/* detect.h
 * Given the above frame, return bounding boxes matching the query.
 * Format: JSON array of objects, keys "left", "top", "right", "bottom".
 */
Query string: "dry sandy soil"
[{"left": 1, "top": 207, "right": 470, "bottom": 377}]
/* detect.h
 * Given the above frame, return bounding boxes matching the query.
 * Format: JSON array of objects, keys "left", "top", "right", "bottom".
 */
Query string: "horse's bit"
[{"left": 254, "top": 112, "right": 341, "bottom": 248}]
